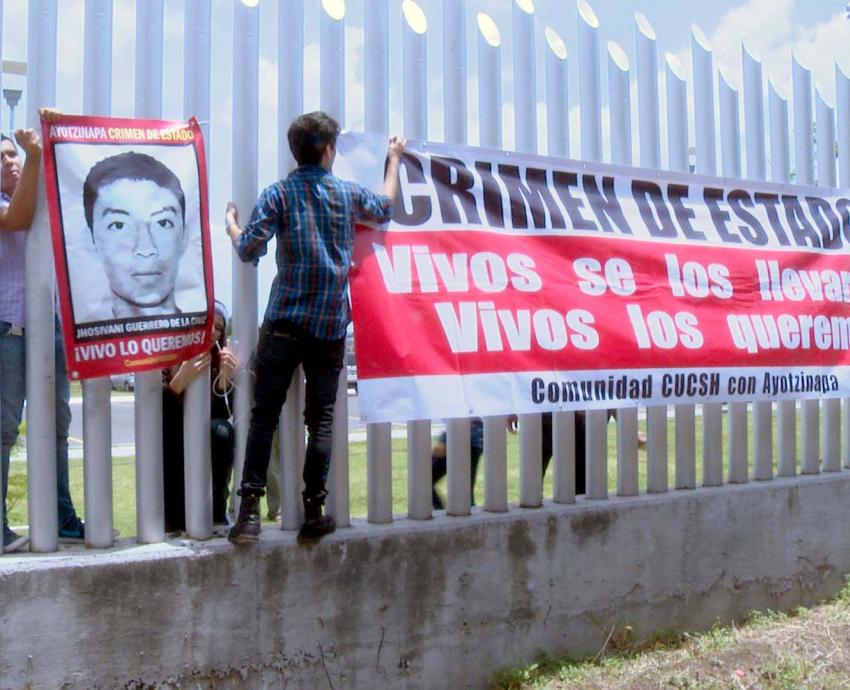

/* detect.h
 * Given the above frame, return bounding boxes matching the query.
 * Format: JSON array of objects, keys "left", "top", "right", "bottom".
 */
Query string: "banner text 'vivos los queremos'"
[{"left": 336, "top": 133, "right": 850, "bottom": 423}]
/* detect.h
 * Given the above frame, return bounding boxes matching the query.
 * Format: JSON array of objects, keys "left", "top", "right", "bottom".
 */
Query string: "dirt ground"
[{"left": 494, "top": 588, "right": 850, "bottom": 689}]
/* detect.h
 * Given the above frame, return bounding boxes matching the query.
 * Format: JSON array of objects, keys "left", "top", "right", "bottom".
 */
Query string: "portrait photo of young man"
[
  {"left": 52, "top": 143, "right": 207, "bottom": 324},
  {"left": 83, "top": 151, "right": 188, "bottom": 318}
]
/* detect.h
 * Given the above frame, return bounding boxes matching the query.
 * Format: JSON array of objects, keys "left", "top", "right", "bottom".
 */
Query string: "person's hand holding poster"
[{"left": 41, "top": 114, "right": 213, "bottom": 380}]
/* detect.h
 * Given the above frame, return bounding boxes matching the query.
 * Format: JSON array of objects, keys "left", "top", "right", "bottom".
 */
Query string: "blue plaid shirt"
[{"left": 237, "top": 165, "right": 392, "bottom": 340}]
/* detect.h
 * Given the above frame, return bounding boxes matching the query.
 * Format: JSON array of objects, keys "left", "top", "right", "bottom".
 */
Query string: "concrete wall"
[{"left": 1, "top": 473, "right": 849, "bottom": 689}]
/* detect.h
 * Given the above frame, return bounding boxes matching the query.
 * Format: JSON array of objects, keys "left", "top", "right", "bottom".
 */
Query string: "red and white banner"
[
  {"left": 337, "top": 133, "right": 850, "bottom": 423},
  {"left": 42, "top": 114, "right": 213, "bottom": 380}
]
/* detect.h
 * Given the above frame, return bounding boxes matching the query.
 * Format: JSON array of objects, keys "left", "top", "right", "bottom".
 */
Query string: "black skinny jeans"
[{"left": 240, "top": 319, "right": 344, "bottom": 503}]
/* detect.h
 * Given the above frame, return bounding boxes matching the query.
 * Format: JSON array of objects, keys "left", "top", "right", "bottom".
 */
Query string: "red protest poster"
[{"left": 41, "top": 114, "right": 214, "bottom": 380}]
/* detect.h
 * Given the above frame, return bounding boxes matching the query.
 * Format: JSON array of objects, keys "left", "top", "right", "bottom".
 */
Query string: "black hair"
[
  {"left": 0, "top": 134, "right": 14, "bottom": 145},
  {"left": 83, "top": 151, "right": 186, "bottom": 231},
  {"left": 287, "top": 111, "right": 340, "bottom": 166}
]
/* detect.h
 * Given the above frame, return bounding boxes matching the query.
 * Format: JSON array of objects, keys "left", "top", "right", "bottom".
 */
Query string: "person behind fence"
[
  {"left": 1, "top": 110, "right": 86, "bottom": 552},
  {"left": 224, "top": 111, "right": 405, "bottom": 545},
  {"left": 161, "top": 299, "right": 236, "bottom": 532},
  {"left": 83, "top": 152, "right": 188, "bottom": 319},
  {"left": 431, "top": 413, "right": 588, "bottom": 508},
  {"left": 431, "top": 418, "right": 484, "bottom": 510}
]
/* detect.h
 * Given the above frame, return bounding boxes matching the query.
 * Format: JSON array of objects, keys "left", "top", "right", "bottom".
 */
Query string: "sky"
[{"left": 1, "top": 0, "right": 848, "bottom": 315}]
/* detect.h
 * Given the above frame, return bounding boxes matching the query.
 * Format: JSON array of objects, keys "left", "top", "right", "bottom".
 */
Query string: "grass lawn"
[
  {"left": 492, "top": 584, "right": 850, "bottom": 689},
  {"left": 6, "top": 407, "right": 803, "bottom": 538}
]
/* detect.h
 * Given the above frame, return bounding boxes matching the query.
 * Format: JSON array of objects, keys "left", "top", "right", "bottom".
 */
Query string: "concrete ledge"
[{"left": 1, "top": 473, "right": 849, "bottom": 689}]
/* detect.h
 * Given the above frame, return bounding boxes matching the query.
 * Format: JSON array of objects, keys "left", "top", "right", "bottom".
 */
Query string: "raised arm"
[
  {"left": 0, "top": 129, "right": 43, "bottom": 232},
  {"left": 381, "top": 135, "right": 406, "bottom": 201}
]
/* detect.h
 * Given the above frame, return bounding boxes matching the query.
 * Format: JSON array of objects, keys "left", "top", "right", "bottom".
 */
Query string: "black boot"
[
  {"left": 297, "top": 496, "right": 336, "bottom": 544},
  {"left": 228, "top": 491, "right": 262, "bottom": 545}
]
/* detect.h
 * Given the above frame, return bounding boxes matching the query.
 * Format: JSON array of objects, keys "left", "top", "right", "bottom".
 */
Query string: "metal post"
[
  {"left": 0, "top": 0, "right": 4, "bottom": 552},
  {"left": 691, "top": 25, "right": 723, "bottom": 488},
  {"left": 635, "top": 11, "right": 666, "bottom": 493},
  {"left": 607, "top": 40, "right": 638, "bottom": 497},
  {"left": 545, "top": 27, "right": 568, "bottom": 159},
  {"left": 742, "top": 40, "right": 772, "bottom": 482},
  {"left": 131, "top": 0, "right": 166, "bottom": 544},
  {"left": 816, "top": 89, "right": 840, "bottom": 472},
  {"left": 442, "top": 0, "right": 472, "bottom": 517},
  {"left": 280, "top": 374, "right": 305, "bottom": 530},
  {"left": 81, "top": 0, "right": 115, "bottom": 548},
  {"left": 517, "top": 0, "right": 543, "bottom": 489},
  {"left": 402, "top": 0, "right": 432, "bottom": 520},
  {"left": 230, "top": 0, "right": 260, "bottom": 518},
  {"left": 545, "top": 27, "right": 577, "bottom": 505},
  {"left": 792, "top": 54, "right": 819, "bottom": 474},
  {"left": 319, "top": 0, "right": 350, "bottom": 527},
  {"left": 718, "top": 65, "right": 748, "bottom": 484},
  {"left": 25, "top": 0, "right": 59, "bottom": 553},
  {"left": 476, "top": 12, "right": 508, "bottom": 513},
  {"left": 513, "top": 0, "right": 536, "bottom": 153},
  {"left": 180, "top": 0, "right": 213, "bottom": 540},
  {"left": 363, "top": 0, "right": 393, "bottom": 524},
  {"left": 768, "top": 79, "right": 796, "bottom": 477},
  {"left": 837, "top": 62, "right": 850, "bottom": 469},
  {"left": 276, "top": 0, "right": 304, "bottom": 528},
  {"left": 578, "top": 0, "right": 607, "bottom": 500},
  {"left": 665, "top": 52, "right": 696, "bottom": 490}
]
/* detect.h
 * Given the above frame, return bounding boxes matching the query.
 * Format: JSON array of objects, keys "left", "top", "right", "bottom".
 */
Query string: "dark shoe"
[
  {"left": 3, "top": 526, "right": 28, "bottom": 553},
  {"left": 228, "top": 492, "right": 261, "bottom": 545},
  {"left": 58, "top": 516, "right": 85, "bottom": 543},
  {"left": 297, "top": 497, "right": 336, "bottom": 545}
]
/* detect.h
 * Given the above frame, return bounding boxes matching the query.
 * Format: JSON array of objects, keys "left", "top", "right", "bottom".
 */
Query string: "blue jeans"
[
  {"left": 240, "top": 319, "right": 344, "bottom": 503},
  {"left": 0, "top": 320, "right": 77, "bottom": 530}
]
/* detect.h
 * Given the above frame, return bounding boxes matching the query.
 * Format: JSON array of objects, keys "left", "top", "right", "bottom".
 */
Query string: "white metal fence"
[{"left": 3, "top": 0, "right": 849, "bottom": 553}]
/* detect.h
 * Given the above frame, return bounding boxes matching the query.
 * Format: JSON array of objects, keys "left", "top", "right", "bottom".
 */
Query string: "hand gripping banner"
[
  {"left": 339, "top": 133, "right": 850, "bottom": 423},
  {"left": 41, "top": 114, "right": 213, "bottom": 380}
]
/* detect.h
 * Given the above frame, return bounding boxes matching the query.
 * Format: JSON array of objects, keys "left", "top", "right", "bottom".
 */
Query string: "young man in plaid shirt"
[{"left": 225, "top": 111, "right": 404, "bottom": 544}]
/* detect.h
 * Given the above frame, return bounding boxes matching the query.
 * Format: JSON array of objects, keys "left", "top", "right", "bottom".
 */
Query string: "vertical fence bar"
[
  {"left": 81, "top": 0, "right": 115, "bottom": 548},
  {"left": 231, "top": 0, "right": 259, "bottom": 519},
  {"left": 546, "top": 27, "right": 577, "bottom": 505},
  {"left": 25, "top": 0, "right": 59, "bottom": 553},
  {"left": 280, "top": 376, "right": 305, "bottom": 530},
  {"left": 477, "top": 13, "right": 508, "bottom": 512},
  {"left": 635, "top": 11, "right": 666, "bottom": 493},
  {"left": 182, "top": 0, "right": 213, "bottom": 539},
  {"left": 367, "top": 415, "right": 392, "bottom": 523},
  {"left": 792, "top": 54, "right": 819, "bottom": 475},
  {"left": 607, "top": 40, "right": 638, "bottom": 497},
  {"left": 837, "top": 63, "right": 850, "bottom": 469},
  {"left": 442, "top": 0, "right": 471, "bottom": 517},
  {"left": 545, "top": 28, "right": 568, "bottom": 159},
  {"left": 665, "top": 52, "right": 696, "bottom": 490},
  {"left": 133, "top": 0, "right": 165, "bottom": 543},
  {"left": 718, "top": 65, "right": 748, "bottom": 484},
  {"left": 321, "top": 0, "right": 350, "bottom": 527},
  {"left": 816, "top": 89, "right": 840, "bottom": 472},
  {"left": 277, "top": 0, "right": 305, "bottom": 530},
  {"left": 363, "top": 0, "right": 393, "bottom": 524},
  {"left": 0, "top": 0, "right": 4, "bottom": 552},
  {"left": 402, "top": 0, "right": 432, "bottom": 520},
  {"left": 578, "top": 0, "right": 607, "bottom": 501},
  {"left": 769, "top": 80, "right": 795, "bottom": 477},
  {"left": 692, "top": 25, "right": 723, "bottom": 488},
  {"left": 742, "top": 41, "right": 772, "bottom": 482},
  {"left": 513, "top": 0, "right": 537, "bottom": 153},
  {"left": 514, "top": 0, "right": 543, "bottom": 508}
]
